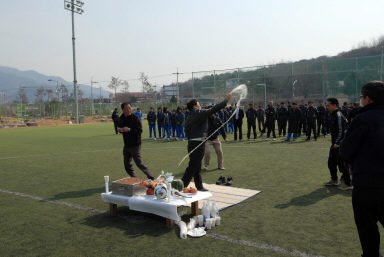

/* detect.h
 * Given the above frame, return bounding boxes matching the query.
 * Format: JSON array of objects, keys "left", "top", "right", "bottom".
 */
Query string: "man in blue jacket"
[
  {"left": 147, "top": 107, "right": 157, "bottom": 140},
  {"left": 340, "top": 81, "right": 384, "bottom": 257}
]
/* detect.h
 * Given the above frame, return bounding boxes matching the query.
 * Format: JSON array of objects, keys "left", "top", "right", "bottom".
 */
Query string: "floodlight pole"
[
  {"left": 65, "top": 0, "right": 84, "bottom": 124},
  {"left": 91, "top": 79, "right": 98, "bottom": 116},
  {"left": 172, "top": 68, "right": 183, "bottom": 103},
  {"left": 256, "top": 83, "right": 267, "bottom": 109}
]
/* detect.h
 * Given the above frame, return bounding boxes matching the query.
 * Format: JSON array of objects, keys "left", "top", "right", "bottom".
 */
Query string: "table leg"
[
  {"left": 191, "top": 201, "right": 199, "bottom": 216},
  {"left": 109, "top": 203, "right": 118, "bottom": 216},
  {"left": 166, "top": 218, "right": 174, "bottom": 228}
]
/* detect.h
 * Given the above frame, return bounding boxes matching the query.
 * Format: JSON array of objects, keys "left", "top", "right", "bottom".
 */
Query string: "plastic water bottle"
[{"left": 202, "top": 202, "right": 209, "bottom": 222}]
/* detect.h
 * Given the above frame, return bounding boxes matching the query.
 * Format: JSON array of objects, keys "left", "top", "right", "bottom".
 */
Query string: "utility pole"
[
  {"left": 64, "top": 0, "right": 84, "bottom": 124},
  {"left": 380, "top": 45, "right": 383, "bottom": 81},
  {"left": 90, "top": 79, "right": 98, "bottom": 116},
  {"left": 172, "top": 68, "right": 183, "bottom": 103}
]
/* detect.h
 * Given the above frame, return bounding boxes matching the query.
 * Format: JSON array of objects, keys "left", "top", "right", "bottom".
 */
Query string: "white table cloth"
[{"left": 101, "top": 191, "right": 212, "bottom": 221}]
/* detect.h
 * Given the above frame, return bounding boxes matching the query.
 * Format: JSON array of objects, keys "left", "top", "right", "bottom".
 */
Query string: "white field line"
[
  {"left": 0, "top": 145, "right": 328, "bottom": 161},
  {"left": 0, "top": 187, "right": 325, "bottom": 257}
]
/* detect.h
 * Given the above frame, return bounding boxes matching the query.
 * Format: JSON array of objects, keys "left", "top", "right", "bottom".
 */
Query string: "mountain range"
[{"left": 0, "top": 66, "right": 111, "bottom": 102}]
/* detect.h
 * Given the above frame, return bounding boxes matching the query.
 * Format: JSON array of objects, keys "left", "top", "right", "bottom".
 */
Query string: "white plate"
[{"left": 187, "top": 227, "right": 206, "bottom": 237}]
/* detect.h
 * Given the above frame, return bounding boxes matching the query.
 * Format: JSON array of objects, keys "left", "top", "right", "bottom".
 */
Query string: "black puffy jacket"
[{"left": 340, "top": 104, "right": 384, "bottom": 188}]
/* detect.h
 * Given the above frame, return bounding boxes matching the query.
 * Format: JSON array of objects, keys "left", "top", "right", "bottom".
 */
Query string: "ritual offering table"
[
  {"left": 101, "top": 178, "right": 212, "bottom": 227},
  {"left": 101, "top": 191, "right": 212, "bottom": 227}
]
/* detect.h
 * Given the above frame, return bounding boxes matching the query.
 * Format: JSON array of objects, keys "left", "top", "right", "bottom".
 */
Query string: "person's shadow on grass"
[{"left": 274, "top": 186, "right": 351, "bottom": 209}]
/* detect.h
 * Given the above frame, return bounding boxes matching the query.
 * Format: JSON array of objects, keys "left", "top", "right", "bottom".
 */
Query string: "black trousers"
[
  {"left": 257, "top": 118, "right": 265, "bottom": 132},
  {"left": 306, "top": 121, "right": 317, "bottom": 139},
  {"left": 278, "top": 118, "right": 287, "bottom": 136},
  {"left": 247, "top": 122, "right": 257, "bottom": 139},
  {"left": 299, "top": 120, "right": 307, "bottom": 136},
  {"left": 352, "top": 187, "right": 384, "bottom": 257},
  {"left": 327, "top": 146, "right": 351, "bottom": 185},
  {"left": 234, "top": 123, "right": 243, "bottom": 140},
  {"left": 123, "top": 145, "right": 154, "bottom": 179},
  {"left": 317, "top": 119, "right": 326, "bottom": 136},
  {"left": 182, "top": 140, "right": 205, "bottom": 189},
  {"left": 262, "top": 120, "right": 276, "bottom": 138},
  {"left": 113, "top": 121, "right": 119, "bottom": 134}
]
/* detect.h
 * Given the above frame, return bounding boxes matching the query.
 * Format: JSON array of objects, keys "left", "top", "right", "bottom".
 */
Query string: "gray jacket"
[{"left": 185, "top": 100, "right": 228, "bottom": 140}]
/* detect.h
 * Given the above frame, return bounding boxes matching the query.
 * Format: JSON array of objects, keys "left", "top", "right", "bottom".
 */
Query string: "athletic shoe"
[
  {"left": 203, "top": 165, "right": 208, "bottom": 169},
  {"left": 197, "top": 187, "right": 209, "bottom": 192},
  {"left": 254, "top": 138, "right": 257, "bottom": 141},
  {"left": 218, "top": 166, "right": 225, "bottom": 170},
  {"left": 216, "top": 176, "right": 225, "bottom": 185},
  {"left": 272, "top": 138, "right": 276, "bottom": 141},
  {"left": 265, "top": 137, "right": 271, "bottom": 141},
  {"left": 154, "top": 138, "right": 156, "bottom": 141},
  {"left": 226, "top": 177, "right": 233, "bottom": 186},
  {"left": 324, "top": 179, "right": 339, "bottom": 186}
]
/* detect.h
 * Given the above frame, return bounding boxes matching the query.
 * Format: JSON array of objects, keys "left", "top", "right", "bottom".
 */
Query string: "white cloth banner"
[{"left": 101, "top": 192, "right": 212, "bottom": 221}]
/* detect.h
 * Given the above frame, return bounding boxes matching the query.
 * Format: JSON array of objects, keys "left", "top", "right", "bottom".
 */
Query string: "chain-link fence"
[
  {"left": 1, "top": 54, "right": 383, "bottom": 120},
  {"left": 178, "top": 54, "right": 384, "bottom": 106}
]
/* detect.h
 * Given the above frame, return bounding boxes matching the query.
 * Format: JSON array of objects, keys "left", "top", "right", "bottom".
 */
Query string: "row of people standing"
[
  {"left": 230, "top": 100, "right": 361, "bottom": 142},
  {"left": 147, "top": 107, "right": 187, "bottom": 140}
]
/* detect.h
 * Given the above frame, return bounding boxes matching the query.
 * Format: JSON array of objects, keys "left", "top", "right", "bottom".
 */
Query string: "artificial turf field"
[{"left": 0, "top": 123, "right": 383, "bottom": 257}]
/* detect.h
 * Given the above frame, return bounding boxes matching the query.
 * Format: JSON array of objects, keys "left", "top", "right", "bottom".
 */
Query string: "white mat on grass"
[{"left": 185, "top": 182, "right": 261, "bottom": 210}]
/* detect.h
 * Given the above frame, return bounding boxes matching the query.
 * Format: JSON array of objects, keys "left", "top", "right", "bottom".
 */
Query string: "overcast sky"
[{"left": 0, "top": 0, "right": 383, "bottom": 91}]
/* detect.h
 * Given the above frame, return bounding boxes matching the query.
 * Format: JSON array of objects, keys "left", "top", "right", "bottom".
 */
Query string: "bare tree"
[
  {"left": 17, "top": 87, "right": 29, "bottom": 105},
  {"left": 46, "top": 89, "right": 53, "bottom": 103},
  {"left": 59, "top": 84, "right": 69, "bottom": 103},
  {"left": 121, "top": 80, "right": 129, "bottom": 93},
  {"left": 34, "top": 87, "right": 45, "bottom": 103},
  {"left": 108, "top": 76, "right": 122, "bottom": 102},
  {"left": 139, "top": 72, "right": 153, "bottom": 93}
]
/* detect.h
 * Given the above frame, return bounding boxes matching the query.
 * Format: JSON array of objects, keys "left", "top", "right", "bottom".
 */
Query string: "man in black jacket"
[
  {"left": 246, "top": 103, "right": 257, "bottom": 140},
  {"left": 340, "top": 81, "right": 384, "bottom": 257},
  {"left": 262, "top": 101, "right": 277, "bottom": 140},
  {"left": 277, "top": 102, "right": 288, "bottom": 137},
  {"left": 323, "top": 98, "right": 351, "bottom": 189},
  {"left": 147, "top": 107, "right": 157, "bottom": 140},
  {"left": 316, "top": 101, "right": 326, "bottom": 137},
  {"left": 305, "top": 101, "right": 318, "bottom": 141},
  {"left": 234, "top": 105, "right": 244, "bottom": 141},
  {"left": 203, "top": 113, "right": 228, "bottom": 170},
  {"left": 118, "top": 103, "right": 154, "bottom": 180},
  {"left": 256, "top": 105, "right": 265, "bottom": 134},
  {"left": 298, "top": 101, "right": 307, "bottom": 137},
  {"left": 112, "top": 108, "right": 119, "bottom": 134},
  {"left": 285, "top": 103, "right": 301, "bottom": 141},
  {"left": 182, "top": 94, "right": 232, "bottom": 191}
]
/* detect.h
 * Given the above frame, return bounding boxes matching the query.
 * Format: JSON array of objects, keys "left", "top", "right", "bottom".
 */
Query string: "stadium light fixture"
[{"left": 64, "top": 0, "right": 84, "bottom": 124}]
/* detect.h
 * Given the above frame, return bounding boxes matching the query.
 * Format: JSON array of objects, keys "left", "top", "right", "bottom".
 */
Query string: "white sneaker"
[
  {"left": 203, "top": 165, "right": 208, "bottom": 169},
  {"left": 272, "top": 138, "right": 276, "bottom": 141},
  {"left": 153, "top": 138, "right": 156, "bottom": 141},
  {"left": 265, "top": 137, "right": 271, "bottom": 141}
]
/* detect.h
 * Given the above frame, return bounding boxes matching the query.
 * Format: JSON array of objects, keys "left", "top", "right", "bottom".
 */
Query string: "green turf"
[{"left": 0, "top": 123, "right": 382, "bottom": 257}]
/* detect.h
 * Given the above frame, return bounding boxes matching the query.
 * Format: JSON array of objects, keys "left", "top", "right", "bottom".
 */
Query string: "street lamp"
[
  {"left": 48, "top": 79, "right": 60, "bottom": 100},
  {"left": 90, "top": 79, "right": 98, "bottom": 115},
  {"left": 64, "top": 0, "right": 84, "bottom": 124},
  {"left": 256, "top": 83, "right": 267, "bottom": 109}
]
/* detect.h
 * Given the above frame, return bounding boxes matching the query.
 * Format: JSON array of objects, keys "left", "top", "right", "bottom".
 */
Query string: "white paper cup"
[
  {"left": 210, "top": 218, "right": 216, "bottom": 228},
  {"left": 198, "top": 215, "right": 204, "bottom": 227},
  {"left": 104, "top": 176, "right": 109, "bottom": 183},
  {"left": 205, "top": 219, "right": 212, "bottom": 230},
  {"left": 215, "top": 216, "right": 221, "bottom": 226}
]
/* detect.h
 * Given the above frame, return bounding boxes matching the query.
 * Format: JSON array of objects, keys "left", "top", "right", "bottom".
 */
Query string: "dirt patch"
[{"left": 0, "top": 116, "right": 113, "bottom": 128}]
